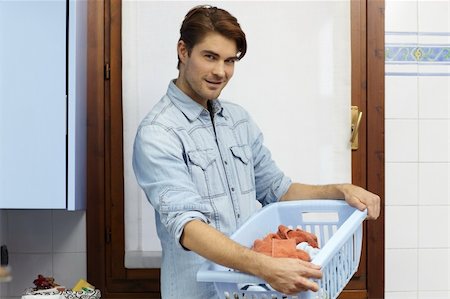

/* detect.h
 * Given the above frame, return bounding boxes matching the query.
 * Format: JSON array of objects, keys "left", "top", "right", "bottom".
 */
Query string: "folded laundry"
[{"left": 251, "top": 224, "right": 320, "bottom": 262}]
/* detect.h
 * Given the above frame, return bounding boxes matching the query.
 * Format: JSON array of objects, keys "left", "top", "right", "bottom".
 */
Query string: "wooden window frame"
[{"left": 87, "top": 1, "right": 384, "bottom": 298}]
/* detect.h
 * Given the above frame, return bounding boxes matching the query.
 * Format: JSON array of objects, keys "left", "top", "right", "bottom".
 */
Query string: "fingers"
[
  {"left": 367, "top": 196, "right": 380, "bottom": 220},
  {"left": 265, "top": 258, "right": 323, "bottom": 295},
  {"left": 283, "top": 275, "right": 321, "bottom": 294},
  {"left": 362, "top": 191, "right": 380, "bottom": 220},
  {"left": 297, "top": 260, "right": 322, "bottom": 277},
  {"left": 292, "top": 261, "right": 322, "bottom": 293},
  {"left": 302, "top": 277, "right": 320, "bottom": 292},
  {"left": 350, "top": 197, "right": 367, "bottom": 212},
  {"left": 344, "top": 185, "right": 381, "bottom": 220}
]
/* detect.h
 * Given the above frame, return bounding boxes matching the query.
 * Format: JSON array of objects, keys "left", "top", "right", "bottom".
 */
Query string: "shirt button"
[
  {"left": 224, "top": 160, "right": 228, "bottom": 165},
  {"left": 237, "top": 214, "right": 240, "bottom": 218},
  {"left": 231, "top": 187, "right": 235, "bottom": 192}
]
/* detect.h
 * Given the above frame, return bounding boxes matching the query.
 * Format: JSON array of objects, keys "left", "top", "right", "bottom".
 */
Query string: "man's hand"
[
  {"left": 338, "top": 184, "right": 380, "bottom": 220},
  {"left": 256, "top": 255, "right": 322, "bottom": 295}
]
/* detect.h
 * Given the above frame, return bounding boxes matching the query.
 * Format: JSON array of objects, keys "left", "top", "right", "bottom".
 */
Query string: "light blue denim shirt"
[{"left": 133, "top": 80, "right": 292, "bottom": 298}]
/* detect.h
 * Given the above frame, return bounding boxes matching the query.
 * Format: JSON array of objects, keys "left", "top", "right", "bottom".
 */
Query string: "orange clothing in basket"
[{"left": 251, "top": 225, "right": 319, "bottom": 261}]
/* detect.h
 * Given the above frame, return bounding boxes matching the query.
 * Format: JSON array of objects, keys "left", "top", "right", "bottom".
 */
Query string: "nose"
[{"left": 212, "top": 61, "right": 225, "bottom": 78}]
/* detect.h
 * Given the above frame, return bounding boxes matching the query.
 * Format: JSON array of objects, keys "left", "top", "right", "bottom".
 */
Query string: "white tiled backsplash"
[
  {"left": 385, "top": 1, "right": 450, "bottom": 298},
  {"left": 0, "top": 210, "right": 86, "bottom": 299}
]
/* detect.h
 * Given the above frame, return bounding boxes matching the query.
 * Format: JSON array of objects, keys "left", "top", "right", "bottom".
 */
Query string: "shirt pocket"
[
  {"left": 187, "top": 149, "right": 226, "bottom": 198},
  {"left": 230, "top": 144, "right": 255, "bottom": 194}
]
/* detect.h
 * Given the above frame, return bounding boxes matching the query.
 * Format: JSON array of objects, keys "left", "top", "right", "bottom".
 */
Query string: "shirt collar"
[{"left": 167, "top": 80, "right": 225, "bottom": 122}]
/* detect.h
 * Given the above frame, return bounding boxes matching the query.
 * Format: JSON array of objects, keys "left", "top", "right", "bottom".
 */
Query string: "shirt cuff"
[
  {"left": 173, "top": 210, "right": 210, "bottom": 251},
  {"left": 273, "top": 175, "right": 292, "bottom": 203}
]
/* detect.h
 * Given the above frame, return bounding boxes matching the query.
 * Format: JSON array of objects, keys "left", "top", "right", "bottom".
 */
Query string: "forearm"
[
  {"left": 180, "top": 219, "right": 267, "bottom": 277},
  {"left": 280, "top": 183, "right": 348, "bottom": 201},
  {"left": 280, "top": 183, "right": 381, "bottom": 220}
]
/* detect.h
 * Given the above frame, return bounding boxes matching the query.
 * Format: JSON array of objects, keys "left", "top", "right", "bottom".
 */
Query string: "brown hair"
[{"left": 177, "top": 5, "right": 247, "bottom": 69}]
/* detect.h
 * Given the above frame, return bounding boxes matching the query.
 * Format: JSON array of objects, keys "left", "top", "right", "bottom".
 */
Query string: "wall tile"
[
  {"left": 7, "top": 253, "right": 52, "bottom": 297},
  {"left": 385, "top": 0, "right": 418, "bottom": 32},
  {"left": 419, "top": 163, "right": 450, "bottom": 206},
  {"left": 417, "top": 64, "right": 450, "bottom": 77},
  {"left": 419, "top": 291, "right": 450, "bottom": 299},
  {"left": 0, "top": 281, "right": 8, "bottom": 298},
  {"left": 52, "top": 211, "right": 86, "bottom": 253},
  {"left": 386, "top": 206, "right": 418, "bottom": 249},
  {"left": 53, "top": 252, "right": 86, "bottom": 290},
  {"left": 419, "top": 120, "right": 449, "bottom": 162},
  {"left": 385, "top": 249, "right": 418, "bottom": 291},
  {"left": 0, "top": 210, "right": 6, "bottom": 244},
  {"left": 418, "top": 76, "right": 450, "bottom": 119},
  {"left": 418, "top": 206, "right": 449, "bottom": 248},
  {"left": 418, "top": 248, "right": 449, "bottom": 291},
  {"left": 385, "top": 292, "right": 418, "bottom": 299},
  {"left": 385, "top": 64, "right": 419, "bottom": 76},
  {"left": 386, "top": 119, "right": 418, "bottom": 162},
  {"left": 386, "top": 76, "right": 418, "bottom": 119},
  {"left": 386, "top": 33, "right": 418, "bottom": 45},
  {"left": 386, "top": 162, "right": 418, "bottom": 206},
  {"left": 418, "top": 1, "right": 450, "bottom": 33},
  {"left": 6, "top": 210, "right": 52, "bottom": 253}
]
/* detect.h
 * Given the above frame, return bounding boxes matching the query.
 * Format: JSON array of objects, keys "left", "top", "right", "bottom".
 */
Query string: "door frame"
[{"left": 86, "top": 1, "right": 384, "bottom": 298}]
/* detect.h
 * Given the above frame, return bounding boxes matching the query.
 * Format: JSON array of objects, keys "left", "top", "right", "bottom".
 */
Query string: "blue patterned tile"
[
  {"left": 385, "top": 32, "right": 450, "bottom": 76},
  {"left": 386, "top": 46, "right": 450, "bottom": 63}
]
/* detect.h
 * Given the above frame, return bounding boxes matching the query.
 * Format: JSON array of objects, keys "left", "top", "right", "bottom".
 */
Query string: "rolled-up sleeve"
[
  {"left": 247, "top": 116, "right": 292, "bottom": 206},
  {"left": 132, "top": 124, "right": 210, "bottom": 248}
]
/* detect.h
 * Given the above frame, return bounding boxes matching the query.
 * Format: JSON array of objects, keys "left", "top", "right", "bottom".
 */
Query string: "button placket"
[{"left": 218, "top": 141, "right": 241, "bottom": 224}]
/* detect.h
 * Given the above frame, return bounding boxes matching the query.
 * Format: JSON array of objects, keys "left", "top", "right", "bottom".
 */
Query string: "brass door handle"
[{"left": 351, "top": 106, "right": 362, "bottom": 150}]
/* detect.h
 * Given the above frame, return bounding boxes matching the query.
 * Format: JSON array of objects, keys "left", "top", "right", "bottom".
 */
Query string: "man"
[{"left": 133, "top": 5, "right": 380, "bottom": 298}]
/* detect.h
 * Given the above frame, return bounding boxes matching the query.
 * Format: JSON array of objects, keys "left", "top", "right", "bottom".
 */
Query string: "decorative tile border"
[
  {"left": 386, "top": 46, "right": 450, "bottom": 64},
  {"left": 385, "top": 31, "right": 450, "bottom": 76}
]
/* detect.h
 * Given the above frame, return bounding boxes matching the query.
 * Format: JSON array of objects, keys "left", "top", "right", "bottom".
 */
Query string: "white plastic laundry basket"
[{"left": 197, "top": 200, "right": 367, "bottom": 299}]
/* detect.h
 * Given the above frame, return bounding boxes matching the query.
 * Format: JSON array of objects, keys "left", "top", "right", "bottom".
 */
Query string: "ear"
[{"left": 177, "top": 40, "right": 188, "bottom": 64}]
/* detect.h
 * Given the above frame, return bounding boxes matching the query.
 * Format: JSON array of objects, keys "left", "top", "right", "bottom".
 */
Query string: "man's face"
[{"left": 176, "top": 32, "right": 238, "bottom": 107}]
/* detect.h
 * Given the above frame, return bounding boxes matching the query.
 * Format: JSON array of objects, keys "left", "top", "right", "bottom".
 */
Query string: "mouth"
[{"left": 205, "top": 79, "right": 223, "bottom": 86}]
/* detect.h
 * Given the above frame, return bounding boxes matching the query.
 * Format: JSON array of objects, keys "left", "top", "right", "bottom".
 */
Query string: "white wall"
[
  {"left": 385, "top": 1, "right": 450, "bottom": 298},
  {"left": 0, "top": 211, "right": 86, "bottom": 299}
]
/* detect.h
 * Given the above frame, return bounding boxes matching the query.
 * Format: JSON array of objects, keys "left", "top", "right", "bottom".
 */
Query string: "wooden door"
[{"left": 86, "top": 1, "right": 384, "bottom": 298}]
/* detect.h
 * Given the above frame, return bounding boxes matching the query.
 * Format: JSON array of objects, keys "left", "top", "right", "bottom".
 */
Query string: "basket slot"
[
  {"left": 317, "top": 229, "right": 361, "bottom": 299},
  {"left": 332, "top": 225, "right": 338, "bottom": 235},
  {"left": 305, "top": 225, "right": 311, "bottom": 233},
  {"left": 313, "top": 225, "right": 321, "bottom": 248},
  {"left": 301, "top": 211, "right": 339, "bottom": 223},
  {"left": 322, "top": 225, "right": 330, "bottom": 247}
]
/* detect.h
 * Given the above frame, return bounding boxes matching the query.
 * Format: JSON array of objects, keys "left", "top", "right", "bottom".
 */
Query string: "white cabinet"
[{"left": 0, "top": 0, "right": 86, "bottom": 210}]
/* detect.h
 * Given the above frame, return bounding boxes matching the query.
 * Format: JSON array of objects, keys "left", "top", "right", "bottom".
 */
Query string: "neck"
[{"left": 175, "top": 77, "right": 208, "bottom": 109}]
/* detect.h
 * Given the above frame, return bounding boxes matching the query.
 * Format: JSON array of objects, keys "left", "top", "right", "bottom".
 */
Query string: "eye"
[
  {"left": 204, "top": 54, "right": 216, "bottom": 61},
  {"left": 225, "top": 58, "right": 236, "bottom": 65}
]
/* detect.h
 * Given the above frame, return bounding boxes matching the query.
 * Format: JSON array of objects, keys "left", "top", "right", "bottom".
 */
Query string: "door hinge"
[
  {"left": 105, "top": 63, "right": 111, "bottom": 80},
  {"left": 105, "top": 227, "right": 112, "bottom": 244}
]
